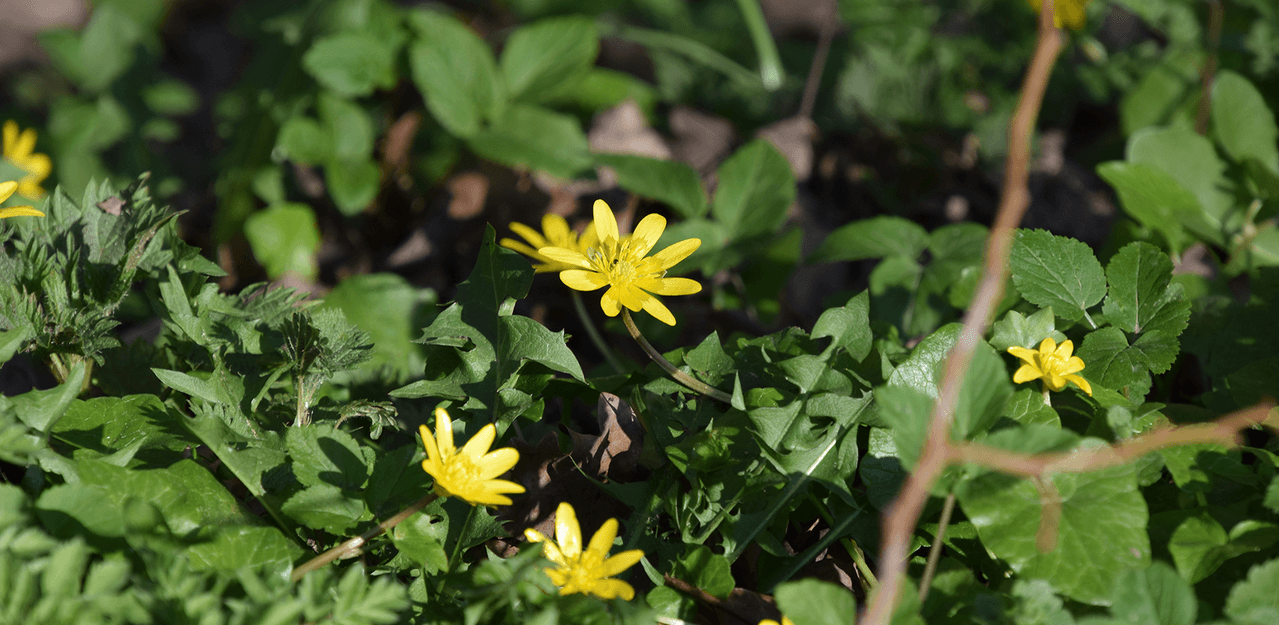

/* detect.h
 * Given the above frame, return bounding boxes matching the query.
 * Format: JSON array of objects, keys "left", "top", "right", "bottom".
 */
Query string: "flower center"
[{"left": 1041, "top": 351, "right": 1067, "bottom": 375}]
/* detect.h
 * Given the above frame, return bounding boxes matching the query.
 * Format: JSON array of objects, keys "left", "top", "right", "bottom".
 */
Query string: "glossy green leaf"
[
  {"left": 1211, "top": 70, "right": 1279, "bottom": 172},
  {"left": 1001, "top": 389, "right": 1061, "bottom": 427},
  {"left": 467, "top": 104, "right": 592, "bottom": 179},
  {"left": 10, "top": 361, "right": 85, "bottom": 434},
  {"left": 407, "top": 9, "right": 504, "bottom": 138},
  {"left": 282, "top": 485, "right": 371, "bottom": 534},
  {"left": 809, "top": 216, "right": 930, "bottom": 265},
  {"left": 500, "top": 16, "right": 598, "bottom": 102},
  {"left": 286, "top": 424, "right": 375, "bottom": 491},
  {"left": 1076, "top": 327, "right": 1151, "bottom": 398},
  {"left": 185, "top": 525, "right": 302, "bottom": 573},
  {"left": 244, "top": 203, "right": 320, "bottom": 279},
  {"left": 776, "top": 578, "right": 857, "bottom": 625},
  {"left": 593, "top": 153, "right": 706, "bottom": 218},
  {"left": 957, "top": 460, "right": 1151, "bottom": 605},
  {"left": 1010, "top": 229, "right": 1106, "bottom": 323},
  {"left": 674, "top": 546, "right": 734, "bottom": 598},
  {"left": 811, "top": 291, "right": 873, "bottom": 363},
  {"left": 51, "top": 395, "right": 192, "bottom": 464},
  {"left": 1128, "top": 126, "right": 1233, "bottom": 222},
  {"left": 302, "top": 33, "right": 396, "bottom": 97}
]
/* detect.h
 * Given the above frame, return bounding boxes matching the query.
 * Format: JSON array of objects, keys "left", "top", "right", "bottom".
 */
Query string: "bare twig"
[
  {"left": 861, "top": 2, "right": 1063, "bottom": 622},
  {"left": 291, "top": 493, "right": 439, "bottom": 582},
  {"left": 917, "top": 492, "right": 956, "bottom": 602},
  {"left": 798, "top": 0, "right": 840, "bottom": 121},
  {"left": 1194, "top": 0, "right": 1223, "bottom": 135}
]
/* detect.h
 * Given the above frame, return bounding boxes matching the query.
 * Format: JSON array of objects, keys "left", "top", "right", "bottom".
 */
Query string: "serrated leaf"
[
  {"left": 1076, "top": 327, "right": 1150, "bottom": 398},
  {"left": 809, "top": 216, "right": 929, "bottom": 264},
  {"left": 1224, "top": 558, "right": 1279, "bottom": 625},
  {"left": 1102, "top": 242, "right": 1175, "bottom": 334},
  {"left": 0, "top": 325, "right": 35, "bottom": 366},
  {"left": 467, "top": 104, "right": 592, "bottom": 179},
  {"left": 302, "top": 32, "right": 396, "bottom": 97},
  {"left": 989, "top": 307, "right": 1065, "bottom": 352},
  {"left": 407, "top": 9, "right": 504, "bottom": 138},
  {"left": 499, "top": 16, "right": 598, "bottom": 102},
  {"left": 186, "top": 525, "right": 302, "bottom": 574},
  {"left": 51, "top": 395, "right": 192, "bottom": 465},
  {"left": 1010, "top": 230, "right": 1106, "bottom": 323},
  {"left": 286, "top": 424, "right": 374, "bottom": 491},
  {"left": 10, "top": 361, "right": 85, "bottom": 434},
  {"left": 776, "top": 578, "right": 856, "bottom": 625},
  {"left": 593, "top": 153, "right": 707, "bottom": 218},
  {"left": 1002, "top": 389, "right": 1062, "bottom": 427},
  {"left": 1211, "top": 70, "right": 1279, "bottom": 172},
  {"left": 957, "top": 460, "right": 1151, "bottom": 605},
  {"left": 711, "top": 140, "right": 796, "bottom": 240}
]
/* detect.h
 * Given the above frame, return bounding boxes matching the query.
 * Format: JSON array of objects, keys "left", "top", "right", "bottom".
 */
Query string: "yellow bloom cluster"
[
  {"left": 418, "top": 408, "right": 642, "bottom": 599},
  {"left": 1027, "top": 0, "right": 1091, "bottom": 30},
  {"left": 0, "top": 121, "right": 48, "bottom": 220},
  {"left": 1007, "top": 337, "right": 1092, "bottom": 396},
  {"left": 502, "top": 199, "right": 703, "bottom": 326}
]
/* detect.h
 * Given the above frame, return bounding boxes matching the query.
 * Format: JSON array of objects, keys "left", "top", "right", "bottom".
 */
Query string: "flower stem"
[
  {"left": 291, "top": 492, "right": 439, "bottom": 582},
  {"left": 1041, "top": 385, "right": 1052, "bottom": 407},
  {"left": 571, "top": 290, "right": 625, "bottom": 373},
  {"left": 621, "top": 310, "right": 733, "bottom": 404},
  {"left": 448, "top": 504, "right": 479, "bottom": 572}
]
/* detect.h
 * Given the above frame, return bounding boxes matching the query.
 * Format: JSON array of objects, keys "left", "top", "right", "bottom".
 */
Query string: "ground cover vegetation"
[{"left": 2, "top": 0, "right": 1279, "bottom": 623}]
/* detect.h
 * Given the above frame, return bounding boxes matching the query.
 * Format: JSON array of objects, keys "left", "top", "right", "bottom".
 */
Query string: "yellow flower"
[
  {"left": 2, "top": 121, "right": 52, "bottom": 199},
  {"left": 760, "top": 619, "right": 795, "bottom": 625},
  {"left": 419, "top": 407, "right": 525, "bottom": 507},
  {"left": 539, "top": 199, "right": 702, "bottom": 326},
  {"left": 0, "top": 180, "right": 43, "bottom": 219},
  {"left": 1007, "top": 337, "right": 1092, "bottom": 396},
  {"left": 500, "top": 213, "right": 600, "bottom": 273},
  {"left": 1027, "top": 0, "right": 1091, "bottom": 30},
  {"left": 524, "top": 501, "right": 644, "bottom": 600}
]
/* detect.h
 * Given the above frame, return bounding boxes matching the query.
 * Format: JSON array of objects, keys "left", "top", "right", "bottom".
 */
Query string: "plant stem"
[
  {"left": 448, "top": 504, "right": 479, "bottom": 572},
  {"left": 571, "top": 291, "right": 625, "bottom": 373},
  {"left": 291, "top": 492, "right": 439, "bottom": 582},
  {"left": 733, "top": 0, "right": 783, "bottom": 90},
  {"left": 621, "top": 310, "right": 733, "bottom": 404}
]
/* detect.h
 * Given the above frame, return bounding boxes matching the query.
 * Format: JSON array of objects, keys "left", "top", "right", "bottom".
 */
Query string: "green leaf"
[
  {"left": 811, "top": 291, "right": 873, "bottom": 363},
  {"left": 989, "top": 307, "right": 1065, "bottom": 352},
  {"left": 1076, "top": 327, "right": 1151, "bottom": 397},
  {"left": 1224, "top": 558, "right": 1279, "bottom": 625},
  {"left": 51, "top": 395, "right": 192, "bottom": 465},
  {"left": 0, "top": 325, "right": 35, "bottom": 366},
  {"left": 10, "top": 361, "right": 85, "bottom": 434},
  {"left": 392, "top": 227, "right": 583, "bottom": 428},
  {"left": 1102, "top": 242, "right": 1176, "bottom": 334},
  {"left": 390, "top": 509, "right": 449, "bottom": 574},
  {"left": 873, "top": 384, "right": 933, "bottom": 469},
  {"left": 711, "top": 140, "right": 796, "bottom": 240},
  {"left": 957, "top": 460, "right": 1151, "bottom": 605},
  {"left": 593, "top": 153, "right": 706, "bottom": 218},
  {"left": 75, "top": 5, "right": 143, "bottom": 92},
  {"left": 467, "top": 104, "right": 592, "bottom": 179},
  {"left": 1109, "top": 562, "right": 1196, "bottom": 625},
  {"left": 407, "top": 9, "right": 504, "bottom": 138},
  {"left": 318, "top": 94, "right": 374, "bottom": 161},
  {"left": 673, "top": 546, "right": 734, "bottom": 598},
  {"left": 325, "top": 158, "right": 380, "bottom": 217},
  {"left": 244, "top": 203, "right": 320, "bottom": 279},
  {"left": 1119, "top": 52, "right": 1196, "bottom": 136},
  {"left": 76, "top": 458, "right": 261, "bottom": 537},
  {"left": 1211, "top": 70, "right": 1279, "bottom": 172},
  {"left": 1010, "top": 230, "right": 1106, "bottom": 323},
  {"left": 1168, "top": 511, "right": 1227, "bottom": 582},
  {"left": 276, "top": 117, "right": 332, "bottom": 165},
  {"left": 776, "top": 579, "right": 857, "bottom": 625},
  {"left": 282, "top": 485, "right": 371, "bottom": 534},
  {"left": 286, "top": 424, "right": 375, "bottom": 491},
  {"left": 320, "top": 274, "right": 435, "bottom": 379},
  {"left": 954, "top": 342, "right": 1012, "bottom": 440},
  {"left": 1097, "top": 161, "right": 1218, "bottom": 250},
  {"left": 888, "top": 323, "right": 960, "bottom": 398},
  {"left": 500, "top": 16, "right": 598, "bottom": 102},
  {"left": 1128, "top": 126, "right": 1233, "bottom": 223},
  {"left": 186, "top": 525, "right": 302, "bottom": 573},
  {"left": 809, "top": 216, "right": 930, "bottom": 264},
  {"left": 302, "top": 32, "right": 396, "bottom": 97},
  {"left": 1002, "top": 389, "right": 1061, "bottom": 428}
]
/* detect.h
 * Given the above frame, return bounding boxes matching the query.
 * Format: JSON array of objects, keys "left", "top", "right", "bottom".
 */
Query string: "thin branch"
[
  {"left": 861, "top": 2, "right": 1063, "bottom": 622},
  {"left": 291, "top": 493, "right": 439, "bottom": 582},
  {"left": 798, "top": 0, "right": 840, "bottom": 120},
  {"left": 1194, "top": 0, "right": 1223, "bottom": 135},
  {"left": 918, "top": 492, "right": 956, "bottom": 602}
]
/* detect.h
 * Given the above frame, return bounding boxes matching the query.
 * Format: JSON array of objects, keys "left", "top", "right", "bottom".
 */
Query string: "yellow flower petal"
[
  {"left": 561, "top": 269, "right": 610, "bottom": 291},
  {"left": 0, "top": 205, "right": 44, "bottom": 219},
  {"left": 539, "top": 246, "right": 592, "bottom": 268},
  {"left": 1006, "top": 345, "right": 1038, "bottom": 362},
  {"left": 641, "top": 296, "right": 676, "bottom": 326},
  {"left": 585, "top": 578, "right": 635, "bottom": 600},
  {"left": 600, "top": 288, "right": 622, "bottom": 317},
  {"left": 598, "top": 549, "right": 644, "bottom": 578},
  {"left": 509, "top": 222, "right": 548, "bottom": 249},
  {"left": 650, "top": 277, "right": 703, "bottom": 296},
  {"left": 593, "top": 199, "right": 619, "bottom": 243},
  {"left": 1012, "top": 364, "right": 1043, "bottom": 384},
  {"left": 542, "top": 213, "right": 570, "bottom": 243},
  {"left": 629, "top": 214, "right": 666, "bottom": 257},
  {"left": 555, "top": 502, "right": 582, "bottom": 560},
  {"left": 652, "top": 238, "right": 701, "bottom": 269},
  {"left": 419, "top": 408, "right": 525, "bottom": 507}
]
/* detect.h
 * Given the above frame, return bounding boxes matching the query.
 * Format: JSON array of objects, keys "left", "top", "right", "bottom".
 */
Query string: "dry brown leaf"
[
  {"left": 446, "top": 171, "right": 489, "bottom": 220},
  {"left": 755, "top": 116, "right": 819, "bottom": 182},
  {"left": 670, "top": 106, "right": 736, "bottom": 175}
]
